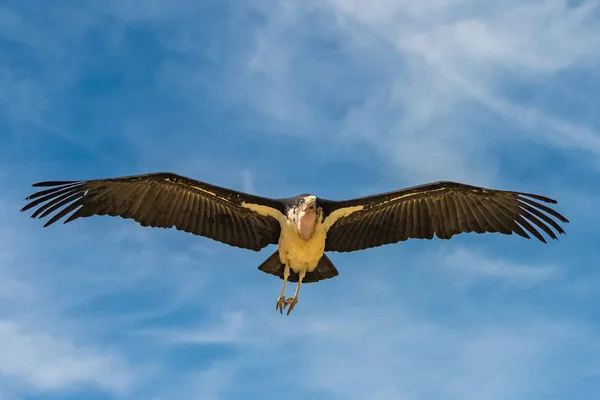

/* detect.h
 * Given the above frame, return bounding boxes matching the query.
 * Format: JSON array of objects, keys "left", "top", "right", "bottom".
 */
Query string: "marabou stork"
[{"left": 21, "top": 172, "right": 569, "bottom": 315}]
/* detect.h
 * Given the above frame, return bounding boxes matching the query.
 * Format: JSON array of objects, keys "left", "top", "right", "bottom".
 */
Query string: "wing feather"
[
  {"left": 320, "top": 181, "right": 568, "bottom": 252},
  {"left": 466, "top": 197, "right": 488, "bottom": 232},
  {"left": 474, "top": 197, "right": 511, "bottom": 235},
  {"left": 519, "top": 202, "right": 564, "bottom": 235},
  {"left": 394, "top": 201, "right": 405, "bottom": 241},
  {"left": 515, "top": 214, "right": 544, "bottom": 242},
  {"left": 22, "top": 172, "right": 284, "bottom": 251},
  {"left": 437, "top": 196, "right": 453, "bottom": 237},
  {"left": 46, "top": 199, "right": 84, "bottom": 227}
]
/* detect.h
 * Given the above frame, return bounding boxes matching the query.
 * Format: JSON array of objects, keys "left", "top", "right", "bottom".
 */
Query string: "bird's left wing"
[
  {"left": 21, "top": 172, "right": 285, "bottom": 251},
  {"left": 319, "top": 181, "right": 569, "bottom": 252}
]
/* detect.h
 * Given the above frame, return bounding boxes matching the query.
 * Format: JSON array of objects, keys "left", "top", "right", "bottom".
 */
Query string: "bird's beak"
[{"left": 303, "top": 196, "right": 316, "bottom": 211}]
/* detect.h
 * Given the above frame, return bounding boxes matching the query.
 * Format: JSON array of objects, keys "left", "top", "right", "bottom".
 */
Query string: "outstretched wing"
[
  {"left": 21, "top": 172, "right": 285, "bottom": 251},
  {"left": 319, "top": 181, "right": 569, "bottom": 252}
]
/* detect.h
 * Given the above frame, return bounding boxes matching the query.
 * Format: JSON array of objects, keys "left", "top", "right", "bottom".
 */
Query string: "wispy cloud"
[
  {"left": 240, "top": 169, "right": 256, "bottom": 193},
  {"left": 133, "top": 276, "right": 600, "bottom": 400},
  {"left": 0, "top": 320, "right": 133, "bottom": 394},
  {"left": 441, "top": 247, "right": 560, "bottom": 283},
  {"left": 139, "top": 311, "right": 248, "bottom": 345},
  {"left": 208, "top": 0, "right": 600, "bottom": 183}
]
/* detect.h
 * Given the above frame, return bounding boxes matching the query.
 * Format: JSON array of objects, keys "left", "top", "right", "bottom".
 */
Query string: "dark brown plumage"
[
  {"left": 320, "top": 181, "right": 569, "bottom": 252},
  {"left": 22, "top": 175, "right": 569, "bottom": 255},
  {"left": 257, "top": 251, "right": 339, "bottom": 283},
  {"left": 21, "top": 172, "right": 284, "bottom": 251}
]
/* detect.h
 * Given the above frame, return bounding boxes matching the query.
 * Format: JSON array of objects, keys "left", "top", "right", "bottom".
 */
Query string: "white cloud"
[
  {"left": 139, "top": 290, "right": 599, "bottom": 400},
  {"left": 0, "top": 205, "right": 135, "bottom": 398},
  {"left": 441, "top": 247, "right": 560, "bottom": 283},
  {"left": 0, "top": 196, "right": 173, "bottom": 398},
  {"left": 309, "top": 314, "right": 595, "bottom": 400},
  {"left": 195, "top": 0, "right": 599, "bottom": 184},
  {"left": 241, "top": 169, "right": 256, "bottom": 193},
  {"left": 5, "top": 0, "right": 598, "bottom": 183},
  {"left": 0, "top": 320, "right": 133, "bottom": 394},
  {"left": 139, "top": 311, "right": 247, "bottom": 345},
  {"left": 324, "top": 0, "right": 600, "bottom": 156}
]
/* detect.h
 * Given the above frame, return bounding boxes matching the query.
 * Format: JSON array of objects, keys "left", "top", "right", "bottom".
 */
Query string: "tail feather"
[{"left": 257, "top": 251, "right": 339, "bottom": 283}]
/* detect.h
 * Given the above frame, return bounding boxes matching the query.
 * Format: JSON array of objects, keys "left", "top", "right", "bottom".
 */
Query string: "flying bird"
[{"left": 21, "top": 172, "right": 569, "bottom": 315}]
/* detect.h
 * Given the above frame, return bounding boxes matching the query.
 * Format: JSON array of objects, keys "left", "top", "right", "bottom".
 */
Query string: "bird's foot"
[
  {"left": 285, "top": 296, "right": 298, "bottom": 315},
  {"left": 276, "top": 295, "right": 288, "bottom": 314}
]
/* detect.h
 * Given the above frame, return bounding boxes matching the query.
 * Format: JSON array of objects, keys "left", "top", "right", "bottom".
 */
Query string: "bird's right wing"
[
  {"left": 319, "top": 181, "right": 569, "bottom": 252},
  {"left": 21, "top": 172, "right": 285, "bottom": 251}
]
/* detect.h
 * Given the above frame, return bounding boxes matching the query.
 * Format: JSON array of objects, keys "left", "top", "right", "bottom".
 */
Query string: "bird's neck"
[{"left": 297, "top": 209, "right": 317, "bottom": 240}]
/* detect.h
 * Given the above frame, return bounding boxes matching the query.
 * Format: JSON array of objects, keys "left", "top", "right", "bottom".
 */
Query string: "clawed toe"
[
  {"left": 285, "top": 297, "right": 298, "bottom": 315},
  {"left": 276, "top": 295, "right": 288, "bottom": 314}
]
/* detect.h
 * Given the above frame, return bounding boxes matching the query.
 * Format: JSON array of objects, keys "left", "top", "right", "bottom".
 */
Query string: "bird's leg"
[
  {"left": 276, "top": 264, "right": 290, "bottom": 314},
  {"left": 285, "top": 270, "right": 305, "bottom": 315}
]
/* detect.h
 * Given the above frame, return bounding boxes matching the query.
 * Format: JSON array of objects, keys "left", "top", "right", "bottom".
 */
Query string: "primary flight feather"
[{"left": 22, "top": 172, "right": 569, "bottom": 315}]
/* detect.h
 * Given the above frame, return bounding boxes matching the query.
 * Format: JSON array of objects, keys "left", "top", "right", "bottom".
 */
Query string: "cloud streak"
[{"left": 0, "top": 321, "right": 133, "bottom": 394}]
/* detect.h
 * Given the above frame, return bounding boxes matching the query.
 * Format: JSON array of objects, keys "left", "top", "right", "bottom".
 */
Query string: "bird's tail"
[{"left": 257, "top": 251, "right": 339, "bottom": 283}]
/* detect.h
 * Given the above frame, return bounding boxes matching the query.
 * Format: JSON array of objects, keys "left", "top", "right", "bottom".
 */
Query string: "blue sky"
[{"left": 1, "top": 0, "right": 600, "bottom": 399}]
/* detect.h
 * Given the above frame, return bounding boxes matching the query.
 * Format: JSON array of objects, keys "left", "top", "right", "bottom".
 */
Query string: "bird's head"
[
  {"left": 300, "top": 195, "right": 317, "bottom": 212},
  {"left": 294, "top": 195, "right": 318, "bottom": 240}
]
